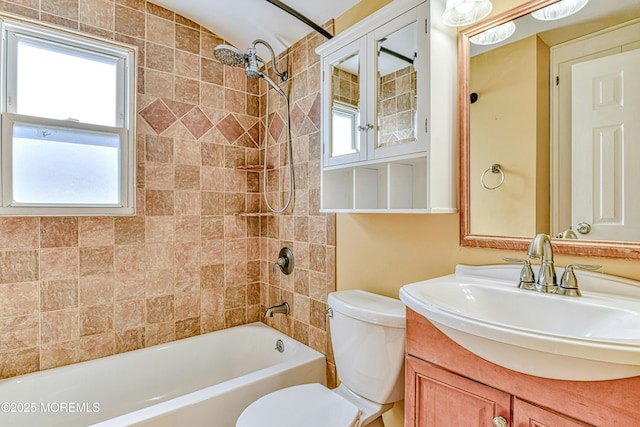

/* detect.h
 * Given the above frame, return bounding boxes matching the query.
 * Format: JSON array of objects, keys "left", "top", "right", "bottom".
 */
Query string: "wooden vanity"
[{"left": 405, "top": 308, "right": 640, "bottom": 426}]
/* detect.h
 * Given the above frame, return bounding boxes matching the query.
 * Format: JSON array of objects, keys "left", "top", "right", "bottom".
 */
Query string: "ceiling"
[{"left": 151, "top": 0, "right": 361, "bottom": 56}]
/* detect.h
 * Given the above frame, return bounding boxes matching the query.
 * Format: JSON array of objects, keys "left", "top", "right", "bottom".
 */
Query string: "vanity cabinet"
[
  {"left": 316, "top": 0, "right": 457, "bottom": 213},
  {"left": 407, "top": 357, "right": 592, "bottom": 427},
  {"left": 405, "top": 308, "right": 640, "bottom": 426},
  {"left": 406, "top": 356, "right": 510, "bottom": 426}
]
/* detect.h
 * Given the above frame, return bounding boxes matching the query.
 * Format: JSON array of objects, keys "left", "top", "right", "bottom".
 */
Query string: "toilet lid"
[{"left": 236, "top": 383, "right": 360, "bottom": 427}]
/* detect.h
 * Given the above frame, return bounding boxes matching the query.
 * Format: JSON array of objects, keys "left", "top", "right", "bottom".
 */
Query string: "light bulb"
[
  {"left": 531, "top": 0, "right": 589, "bottom": 21},
  {"left": 442, "top": 0, "right": 493, "bottom": 27}
]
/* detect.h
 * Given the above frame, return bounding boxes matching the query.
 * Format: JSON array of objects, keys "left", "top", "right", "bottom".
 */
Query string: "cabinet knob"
[{"left": 492, "top": 416, "right": 508, "bottom": 427}]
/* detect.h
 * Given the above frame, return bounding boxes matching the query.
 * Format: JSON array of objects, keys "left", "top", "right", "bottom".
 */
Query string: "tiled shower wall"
[
  {"left": 332, "top": 67, "right": 359, "bottom": 107},
  {"left": 379, "top": 65, "right": 417, "bottom": 147},
  {"left": 0, "top": 0, "right": 335, "bottom": 381}
]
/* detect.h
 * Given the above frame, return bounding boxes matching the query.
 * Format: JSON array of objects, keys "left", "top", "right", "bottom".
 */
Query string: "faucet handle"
[
  {"left": 502, "top": 257, "right": 536, "bottom": 290},
  {"left": 559, "top": 264, "right": 602, "bottom": 296},
  {"left": 272, "top": 247, "right": 294, "bottom": 275}
]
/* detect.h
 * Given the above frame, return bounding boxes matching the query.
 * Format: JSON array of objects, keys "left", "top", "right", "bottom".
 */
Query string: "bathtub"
[{"left": 0, "top": 322, "right": 326, "bottom": 427}]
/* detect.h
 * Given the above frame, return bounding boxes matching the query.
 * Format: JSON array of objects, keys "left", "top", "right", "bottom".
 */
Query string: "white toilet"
[{"left": 237, "top": 289, "right": 406, "bottom": 427}]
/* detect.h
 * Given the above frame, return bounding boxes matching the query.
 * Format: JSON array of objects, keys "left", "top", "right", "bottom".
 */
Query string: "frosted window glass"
[
  {"left": 11, "top": 122, "right": 120, "bottom": 205},
  {"left": 15, "top": 40, "right": 118, "bottom": 127}
]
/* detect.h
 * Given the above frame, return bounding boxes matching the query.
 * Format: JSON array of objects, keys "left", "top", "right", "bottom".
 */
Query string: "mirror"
[
  {"left": 460, "top": 0, "right": 640, "bottom": 259},
  {"left": 331, "top": 52, "right": 361, "bottom": 158},
  {"left": 376, "top": 22, "right": 417, "bottom": 149}
]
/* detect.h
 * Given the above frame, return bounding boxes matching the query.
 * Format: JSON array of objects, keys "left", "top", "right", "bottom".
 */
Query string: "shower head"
[
  {"left": 245, "top": 44, "right": 263, "bottom": 79},
  {"left": 213, "top": 44, "right": 246, "bottom": 67},
  {"left": 214, "top": 40, "right": 288, "bottom": 85}
]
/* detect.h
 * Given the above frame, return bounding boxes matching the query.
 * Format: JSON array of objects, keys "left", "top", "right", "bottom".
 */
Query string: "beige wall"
[
  {"left": 469, "top": 35, "right": 549, "bottom": 236},
  {"left": 334, "top": 0, "right": 393, "bottom": 34}
]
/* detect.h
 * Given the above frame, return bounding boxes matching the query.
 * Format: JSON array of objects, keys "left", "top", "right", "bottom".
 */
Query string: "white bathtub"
[{"left": 0, "top": 322, "right": 326, "bottom": 427}]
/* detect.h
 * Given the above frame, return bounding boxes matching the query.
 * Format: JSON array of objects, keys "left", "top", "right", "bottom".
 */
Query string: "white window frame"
[{"left": 0, "top": 17, "right": 136, "bottom": 216}]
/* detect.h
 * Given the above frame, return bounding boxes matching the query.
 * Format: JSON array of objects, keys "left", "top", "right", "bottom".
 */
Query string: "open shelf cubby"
[{"left": 322, "top": 156, "right": 428, "bottom": 212}]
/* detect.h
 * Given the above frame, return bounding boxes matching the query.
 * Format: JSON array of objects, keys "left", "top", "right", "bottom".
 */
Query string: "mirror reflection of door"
[
  {"left": 571, "top": 48, "right": 640, "bottom": 241},
  {"left": 551, "top": 20, "right": 640, "bottom": 241}
]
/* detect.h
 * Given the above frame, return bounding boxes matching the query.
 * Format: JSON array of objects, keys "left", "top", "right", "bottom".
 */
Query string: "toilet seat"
[{"left": 236, "top": 383, "right": 360, "bottom": 427}]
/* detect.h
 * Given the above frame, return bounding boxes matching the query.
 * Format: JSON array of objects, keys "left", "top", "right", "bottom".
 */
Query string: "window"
[
  {"left": 331, "top": 101, "right": 360, "bottom": 157},
  {"left": 0, "top": 18, "right": 136, "bottom": 215}
]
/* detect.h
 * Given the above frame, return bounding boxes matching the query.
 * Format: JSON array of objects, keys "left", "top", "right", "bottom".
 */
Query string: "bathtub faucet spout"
[{"left": 265, "top": 302, "right": 290, "bottom": 318}]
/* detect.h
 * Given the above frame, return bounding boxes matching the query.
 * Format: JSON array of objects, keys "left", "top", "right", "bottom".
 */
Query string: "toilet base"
[{"left": 333, "top": 384, "right": 394, "bottom": 427}]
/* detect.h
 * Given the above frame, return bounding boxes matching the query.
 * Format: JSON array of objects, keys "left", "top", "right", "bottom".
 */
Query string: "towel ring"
[{"left": 481, "top": 164, "right": 505, "bottom": 190}]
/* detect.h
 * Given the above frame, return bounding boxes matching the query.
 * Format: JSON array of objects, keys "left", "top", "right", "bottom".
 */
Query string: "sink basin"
[{"left": 399, "top": 264, "right": 640, "bottom": 381}]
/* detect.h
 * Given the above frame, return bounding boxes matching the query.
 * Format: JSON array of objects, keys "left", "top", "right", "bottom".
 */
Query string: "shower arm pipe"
[
  {"left": 250, "top": 39, "right": 289, "bottom": 82},
  {"left": 262, "top": 75, "right": 293, "bottom": 214}
]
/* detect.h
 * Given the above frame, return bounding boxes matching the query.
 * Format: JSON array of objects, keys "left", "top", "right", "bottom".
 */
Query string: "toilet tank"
[{"left": 328, "top": 290, "right": 406, "bottom": 404}]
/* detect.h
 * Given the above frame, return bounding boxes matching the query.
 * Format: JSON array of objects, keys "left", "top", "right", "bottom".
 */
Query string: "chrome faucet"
[
  {"left": 527, "top": 233, "right": 558, "bottom": 293},
  {"left": 506, "top": 234, "right": 602, "bottom": 297},
  {"left": 264, "top": 302, "right": 290, "bottom": 318}
]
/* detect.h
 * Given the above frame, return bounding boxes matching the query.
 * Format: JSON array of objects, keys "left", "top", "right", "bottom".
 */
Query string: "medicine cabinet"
[{"left": 316, "top": 0, "right": 457, "bottom": 213}]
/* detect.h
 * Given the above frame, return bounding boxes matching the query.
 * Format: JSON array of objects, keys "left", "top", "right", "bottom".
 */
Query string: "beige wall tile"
[
  {"left": 80, "top": 305, "right": 114, "bottom": 336},
  {"left": 115, "top": 4, "right": 144, "bottom": 38},
  {"left": 0, "top": 282, "right": 38, "bottom": 317},
  {"left": 0, "top": 347, "right": 39, "bottom": 377},
  {"left": 114, "top": 244, "right": 146, "bottom": 273},
  {"left": 145, "top": 269, "right": 174, "bottom": 296},
  {"left": 0, "top": 314, "right": 38, "bottom": 352},
  {"left": 146, "top": 217, "right": 175, "bottom": 242},
  {"left": 80, "top": 0, "right": 114, "bottom": 31},
  {"left": 40, "top": 248, "right": 77, "bottom": 281},
  {"left": 79, "top": 218, "right": 115, "bottom": 247},
  {"left": 79, "top": 332, "right": 115, "bottom": 361},
  {"left": 79, "top": 247, "right": 114, "bottom": 276},
  {"left": 41, "top": 341, "right": 79, "bottom": 370},
  {"left": 79, "top": 275, "right": 114, "bottom": 306},
  {"left": 41, "top": 309, "right": 79, "bottom": 344},
  {"left": 41, "top": 217, "right": 78, "bottom": 248},
  {"left": 146, "top": 294, "right": 174, "bottom": 324},
  {"left": 145, "top": 321, "right": 174, "bottom": 346},
  {"left": 41, "top": 279, "right": 78, "bottom": 312},
  {"left": 115, "top": 327, "right": 144, "bottom": 353},
  {"left": 0, "top": 218, "right": 38, "bottom": 249},
  {"left": 146, "top": 14, "right": 174, "bottom": 47}
]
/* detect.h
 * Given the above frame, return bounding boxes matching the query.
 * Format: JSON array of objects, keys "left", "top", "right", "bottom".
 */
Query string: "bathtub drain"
[{"left": 275, "top": 339, "right": 285, "bottom": 353}]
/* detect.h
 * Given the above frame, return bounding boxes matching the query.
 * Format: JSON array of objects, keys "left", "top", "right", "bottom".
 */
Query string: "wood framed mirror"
[{"left": 459, "top": 0, "right": 640, "bottom": 259}]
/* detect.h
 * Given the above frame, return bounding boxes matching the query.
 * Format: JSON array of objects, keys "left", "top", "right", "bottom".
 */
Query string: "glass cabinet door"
[
  {"left": 324, "top": 38, "right": 369, "bottom": 166},
  {"left": 372, "top": 5, "right": 427, "bottom": 159},
  {"left": 377, "top": 22, "right": 417, "bottom": 148},
  {"left": 331, "top": 52, "right": 361, "bottom": 157}
]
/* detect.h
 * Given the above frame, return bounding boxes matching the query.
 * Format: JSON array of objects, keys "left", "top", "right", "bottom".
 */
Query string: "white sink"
[{"left": 399, "top": 264, "right": 640, "bottom": 381}]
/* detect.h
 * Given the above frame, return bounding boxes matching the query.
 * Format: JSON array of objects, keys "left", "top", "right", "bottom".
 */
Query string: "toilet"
[{"left": 237, "top": 289, "right": 406, "bottom": 427}]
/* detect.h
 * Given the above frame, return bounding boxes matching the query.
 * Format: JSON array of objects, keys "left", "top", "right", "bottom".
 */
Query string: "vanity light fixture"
[
  {"left": 442, "top": 0, "right": 493, "bottom": 27},
  {"left": 470, "top": 21, "right": 516, "bottom": 45},
  {"left": 531, "top": 0, "right": 588, "bottom": 21}
]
